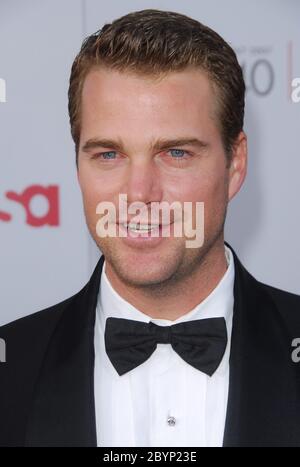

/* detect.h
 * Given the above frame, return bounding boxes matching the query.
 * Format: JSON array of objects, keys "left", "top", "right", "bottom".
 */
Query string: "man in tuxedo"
[{"left": 1, "top": 9, "right": 300, "bottom": 447}]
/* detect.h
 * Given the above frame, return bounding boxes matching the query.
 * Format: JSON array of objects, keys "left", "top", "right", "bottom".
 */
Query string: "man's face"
[{"left": 77, "top": 67, "right": 246, "bottom": 287}]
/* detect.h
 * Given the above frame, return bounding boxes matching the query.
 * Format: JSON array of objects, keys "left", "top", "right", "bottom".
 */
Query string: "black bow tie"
[{"left": 104, "top": 317, "right": 228, "bottom": 376}]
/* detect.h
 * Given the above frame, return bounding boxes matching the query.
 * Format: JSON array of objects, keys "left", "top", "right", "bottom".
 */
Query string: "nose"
[{"left": 123, "top": 159, "right": 162, "bottom": 206}]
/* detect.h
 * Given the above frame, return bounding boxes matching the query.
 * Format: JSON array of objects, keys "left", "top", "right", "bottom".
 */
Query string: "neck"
[{"left": 105, "top": 241, "right": 228, "bottom": 321}]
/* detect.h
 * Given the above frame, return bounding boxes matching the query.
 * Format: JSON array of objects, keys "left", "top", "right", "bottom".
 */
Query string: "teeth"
[{"left": 123, "top": 223, "right": 159, "bottom": 231}]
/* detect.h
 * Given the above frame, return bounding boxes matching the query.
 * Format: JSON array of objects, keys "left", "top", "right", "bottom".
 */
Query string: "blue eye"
[
  {"left": 101, "top": 151, "right": 117, "bottom": 159},
  {"left": 169, "top": 149, "right": 186, "bottom": 158}
]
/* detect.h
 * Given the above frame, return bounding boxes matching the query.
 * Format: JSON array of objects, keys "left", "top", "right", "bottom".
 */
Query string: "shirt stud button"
[{"left": 167, "top": 416, "right": 176, "bottom": 427}]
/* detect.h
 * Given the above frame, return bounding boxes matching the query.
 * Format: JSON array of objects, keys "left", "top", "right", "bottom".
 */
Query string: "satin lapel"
[
  {"left": 223, "top": 243, "right": 300, "bottom": 447},
  {"left": 25, "top": 255, "right": 105, "bottom": 447}
]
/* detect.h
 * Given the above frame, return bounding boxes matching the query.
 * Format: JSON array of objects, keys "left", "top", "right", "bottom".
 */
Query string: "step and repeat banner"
[{"left": 0, "top": 0, "right": 299, "bottom": 325}]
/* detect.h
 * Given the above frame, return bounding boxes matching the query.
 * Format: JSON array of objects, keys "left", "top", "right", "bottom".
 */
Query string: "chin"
[{"left": 118, "top": 262, "right": 172, "bottom": 286}]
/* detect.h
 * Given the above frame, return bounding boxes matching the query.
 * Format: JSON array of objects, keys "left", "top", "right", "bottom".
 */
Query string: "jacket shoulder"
[
  {"left": 258, "top": 281, "right": 300, "bottom": 333},
  {"left": 0, "top": 289, "right": 84, "bottom": 446},
  {"left": 0, "top": 292, "right": 77, "bottom": 347},
  {"left": 0, "top": 283, "right": 89, "bottom": 372},
  {"left": 260, "top": 281, "right": 300, "bottom": 308}
]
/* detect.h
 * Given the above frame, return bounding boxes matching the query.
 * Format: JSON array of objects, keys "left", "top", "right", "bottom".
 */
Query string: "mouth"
[
  {"left": 116, "top": 222, "right": 173, "bottom": 243},
  {"left": 122, "top": 222, "right": 161, "bottom": 233}
]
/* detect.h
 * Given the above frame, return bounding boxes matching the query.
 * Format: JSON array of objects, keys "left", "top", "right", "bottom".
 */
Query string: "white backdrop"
[{"left": 0, "top": 0, "right": 299, "bottom": 326}]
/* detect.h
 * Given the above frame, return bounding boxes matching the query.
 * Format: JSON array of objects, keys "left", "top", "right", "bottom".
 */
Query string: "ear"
[{"left": 228, "top": 131, "right": 248, "bottom": 202}]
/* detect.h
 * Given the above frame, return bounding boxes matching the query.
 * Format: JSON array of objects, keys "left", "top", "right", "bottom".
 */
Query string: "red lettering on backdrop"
[
  {"left": 0, "top": 185, "right": 59, "bottom": 226},
  {"left": 0, "top": 211, "right": 11, "bottom": 222}
]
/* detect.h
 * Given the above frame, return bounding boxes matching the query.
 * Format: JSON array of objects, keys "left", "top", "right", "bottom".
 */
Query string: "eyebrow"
[{"left": 81, "top": 137, "right": 209, "bottom": 153}]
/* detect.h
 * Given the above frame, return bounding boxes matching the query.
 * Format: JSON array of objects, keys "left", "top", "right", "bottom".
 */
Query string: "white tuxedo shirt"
[{"left": 94, "top": 244, "right": 234, "bottom": 447}]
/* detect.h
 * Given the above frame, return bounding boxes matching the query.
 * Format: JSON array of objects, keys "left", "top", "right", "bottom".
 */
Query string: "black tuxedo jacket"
[{"left": 1, "top": 242, "right": 300, "bottom": 447}]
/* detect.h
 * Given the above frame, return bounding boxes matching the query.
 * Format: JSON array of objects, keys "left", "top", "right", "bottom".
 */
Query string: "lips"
[
  {"left": 117, "top": 222, "right": 172, "bottom": 232},
  {"left": 123, "top": 222, "right": 160, "bottom": 230},
  {"left": 117, "top": 221, "right": 172, "bottom": 227},
  {"left": 117, "top": 214, "right": 175, "bottom": 227},
  {"left": 116, "top": 222, "right": 169, "bottom": 246},
  {"left": 116, "top": 222, "right": 174, "bottom": 242}
]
